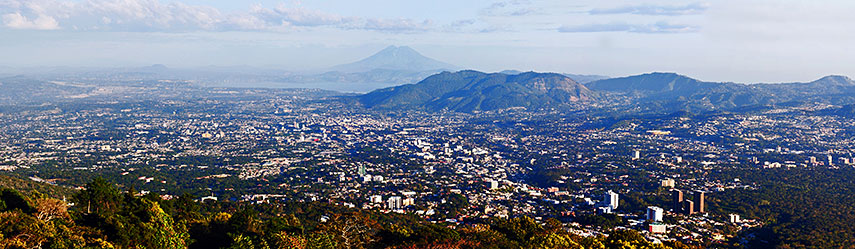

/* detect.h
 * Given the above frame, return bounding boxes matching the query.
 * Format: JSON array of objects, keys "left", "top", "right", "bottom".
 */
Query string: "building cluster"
[
  {"left": 671, "top": 189, "right": 705, "bottom": 215},
  {"left": 5, "top": 86, "right": 852, "bottom": 246}
]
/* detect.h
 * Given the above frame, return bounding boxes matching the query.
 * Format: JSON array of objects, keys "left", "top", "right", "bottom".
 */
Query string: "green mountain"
[
  {"left": 587, "top": 73, "right": 855, "bottom": 113},
  {"left": 359, "top": 70, "right": 594, "bottom": 112}
]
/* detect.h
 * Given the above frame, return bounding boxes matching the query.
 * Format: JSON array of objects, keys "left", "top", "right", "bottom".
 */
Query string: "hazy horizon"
[{"left": 2, "top": 0, "right": 855, "bottom": 83}]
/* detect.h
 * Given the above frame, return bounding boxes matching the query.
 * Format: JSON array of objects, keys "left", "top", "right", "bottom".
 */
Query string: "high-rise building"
[
  {"left": 671, "top": 189, "right": 683, "bottom": 212},
  {"left": 402, "top": 197, "right": 415, "bottom": 206},
  {"left": 604, "top": 190, "right": 619, "bottom": 209},
  {"left": 729, "top": 214, "right": 741, "bottom": 223},
  {"left": 683, "top": 200, "right": 695, "bottom": 215},
  {"left": 694, "top": 191, "right": 705, "bottom": 213},
  {"left": 828, "top": 155, "right": 834, "bottom": 166},
  {"left": 660, "top": 179, "right": 675, "bottom": 188},
  {"left": 489, "top": 180, "right": 500, "bottom": 190},
  {"left": 633, "top": 150, "right": 641, "bottom": 160},
  {"left": 647, "top": 206, "right": 664, "bottom": 222},
  {"left": 387, "top": 196, "right": 403, "bottom": 210},
  {"left": 358, "top": 165, "right": 366, "bottom": 176}
]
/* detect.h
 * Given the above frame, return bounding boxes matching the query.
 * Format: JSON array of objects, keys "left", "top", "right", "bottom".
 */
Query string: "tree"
[
  {"left": 34, "top": 198, "right": 69, "bottom": 222},
  {"left": 0, "top": 188, "right": 33, "bottom": 213},
  {"left": 73, "top": 177, "right": 121, "bottom": 216},
  {"left": 315, "top": 212, "right": 378, "bottom": 249},
  {"left": 112, "top": 198, "right": 189, "bottom": 249}
]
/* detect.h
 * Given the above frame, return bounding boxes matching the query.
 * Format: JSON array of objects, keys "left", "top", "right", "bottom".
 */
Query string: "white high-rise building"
[
  {"left": 387, "top": 196, "right": 403, "bottom": 210},
  {"left": 660, "top": 178, "right": 675, "bottom": 188},
  {"left": 647, "top": 206, "right": 664, "bottom": 222},
  {"left": 489, "top": 180, "right": 500, "bottom": 190},
  {"left": 729, "top": 214, "right": 741, "bottom": 223},
  {"left": 604, "top": 190, "right": 619, "bottom": 209},
  {"left": 633, "top": 150, "right": 641, "bottom": 160}
]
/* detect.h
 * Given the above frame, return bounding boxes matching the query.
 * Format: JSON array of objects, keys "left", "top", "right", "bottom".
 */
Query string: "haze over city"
[{"left": 2, "top": 0, "right": 855, "bottom": 83}]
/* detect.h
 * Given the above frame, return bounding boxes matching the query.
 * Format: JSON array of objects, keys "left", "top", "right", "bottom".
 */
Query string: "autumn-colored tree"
[
  {"left": 315, "top": 212, "right": 379, "bottom": 249},
  {"left": 35, "top": 198, "right": 69, "bottom": 222}
]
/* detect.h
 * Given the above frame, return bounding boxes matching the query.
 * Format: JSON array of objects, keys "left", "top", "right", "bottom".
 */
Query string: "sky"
[{"left": 1, "top": 0, "right": 854, "bottom": 83}]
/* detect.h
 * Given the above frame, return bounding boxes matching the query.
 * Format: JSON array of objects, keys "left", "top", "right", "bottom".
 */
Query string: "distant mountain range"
[
  {"left": 356, "top": 71, "right": 855, "bottom": 113},
  {"left": 585, "top": 73, "right": 855, "bottom": 113},
  {"left": 3, "top": 45, "right": 855, "bottom": 114},
  {"left": 359, "top": 70, "right": 593, "bottom": 112}
]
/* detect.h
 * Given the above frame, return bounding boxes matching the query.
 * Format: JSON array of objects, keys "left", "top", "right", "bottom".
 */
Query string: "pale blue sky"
[{"left": 1, "top": 0, "right": 854, "bottom": 83}]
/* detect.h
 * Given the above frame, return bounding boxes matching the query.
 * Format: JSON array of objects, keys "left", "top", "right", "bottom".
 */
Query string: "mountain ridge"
[{"left": 359, "top": 70, "right": 593, "bottom": 112}]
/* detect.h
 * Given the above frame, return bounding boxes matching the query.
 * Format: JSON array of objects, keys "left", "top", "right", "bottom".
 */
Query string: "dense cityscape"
[{"left": 2, "top": 81, "right": 854, "bottom": 247}]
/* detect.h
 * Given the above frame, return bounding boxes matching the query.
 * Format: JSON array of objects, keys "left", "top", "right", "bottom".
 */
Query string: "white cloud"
[
  {"left": 362, "top": 18, "right": 432, "bottom": 33},
  {"left": 0, "top": 0, "right": 436, "bottom": 33},
  {"left": 589, "top": 3, "right": 709, "bottom": 16},
  {"left": 2, "top": 12, "right": 59, "bottom": 30},
  {"left": 558, "top": 21, "right": 698, "bottom": 33},
  {"left": 482, "top": 0, "right": 537, "bottom": 17}
]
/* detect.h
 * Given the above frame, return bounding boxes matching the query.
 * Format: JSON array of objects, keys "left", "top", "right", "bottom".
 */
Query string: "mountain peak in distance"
[
  {"left": 810, "top": 75, "right": 855, "bottom": 86},
  {"left": 330, "top": 46, "right": 458, "bottom": 73}
]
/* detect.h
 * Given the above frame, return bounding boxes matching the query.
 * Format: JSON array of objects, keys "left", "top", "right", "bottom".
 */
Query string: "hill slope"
[
  {"left": 359, "top": 70, "right": 593, "bottom": 112},
  {"left": 0, "top": 175, "right": 75, "bottom": 199},
  {"left": 587, "top": 73, "right": 855, "bottom": 113}
]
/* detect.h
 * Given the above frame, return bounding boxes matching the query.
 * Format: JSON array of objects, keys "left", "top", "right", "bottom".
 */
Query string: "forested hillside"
[{"left": 0, "top": 177, "right": 692, "bottom": 249}]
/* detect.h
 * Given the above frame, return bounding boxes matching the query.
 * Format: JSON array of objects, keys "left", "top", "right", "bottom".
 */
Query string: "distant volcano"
[{"left": 330, "top": 46, "right": 458, "bottom": 73}]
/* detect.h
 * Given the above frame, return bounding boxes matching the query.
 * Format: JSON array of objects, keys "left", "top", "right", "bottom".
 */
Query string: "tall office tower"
[
  {"left": 604, "top": 190, "right": 619, "bottom": 209},
  {"left": 829, "top": 155, "right": 834, "bottom": 166},
  {"left": 683, "top": 200, "right": 695, "bottom": 215},
  {"left": 671, "top": 189, "right": 683, "bottom": 212},
  {"left": 489, "top": 180, "right": 499, "bottom": 190},
  {"left": 386, "top": 196, "right": 403, "bottom": 210},
  {"left": 647, "top": 206, "right": 664, "bottom": 222},
  {"left": 633, "top": 150, "right": 641, "bottom": 160},
  {"left": 694, "top": 191, "right": 705, "bottom": 213},
  {"left": 358, "top": 165, "right": 366, "bottom": 176},
  {"left": 660, "top": 178, "right": 675, "bottom": 188}
]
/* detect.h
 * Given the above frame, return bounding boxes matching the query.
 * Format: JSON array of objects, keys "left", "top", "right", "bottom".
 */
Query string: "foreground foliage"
[{"left": 0, "top": 177, "right": 692, "bottom": 249}]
